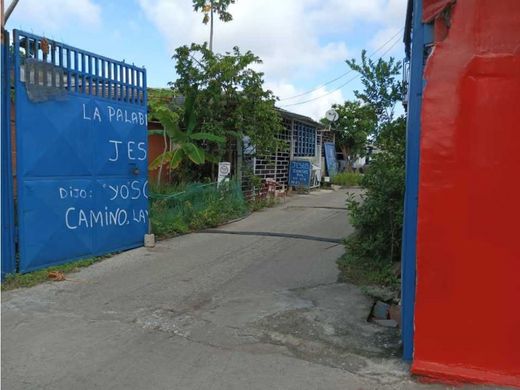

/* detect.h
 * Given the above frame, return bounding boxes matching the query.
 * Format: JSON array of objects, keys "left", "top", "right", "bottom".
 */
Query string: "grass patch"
[
  {"left": 1, "top": 255, "right": 110, "bottom": 291},
  {"left": 337, "top": 252, "right": 399, "bottom": 289},
  {"left": 331, "top": 172, "right": 362, "bottom": 187},
  {"left": 247, "top": 195, "right": 279, "bottom": 212}
]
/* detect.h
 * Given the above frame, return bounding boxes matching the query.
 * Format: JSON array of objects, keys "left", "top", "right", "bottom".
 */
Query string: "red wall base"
[{"left": 413, "top": 361, "right": 520, "bottom": 389}]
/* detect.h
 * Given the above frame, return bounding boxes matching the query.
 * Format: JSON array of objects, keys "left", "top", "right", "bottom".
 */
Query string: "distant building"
[{"left": 243, "top": 109, "right": 334, "bottom": 195}]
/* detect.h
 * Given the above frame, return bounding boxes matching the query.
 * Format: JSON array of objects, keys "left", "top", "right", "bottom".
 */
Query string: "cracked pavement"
[{"left": 2, "top": 189, "right": 491, "bottom": 389}]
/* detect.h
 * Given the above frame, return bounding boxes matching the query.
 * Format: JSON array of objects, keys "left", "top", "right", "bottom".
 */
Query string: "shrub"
[
  {"left": 339, "top": 118, "right": 405, "bottom": 288},
  {"left": 247, "top": 195, "right": 278, "bottom": 212},
  {"left": 331, "top": 172, "right": 362, "bottom": 187},
  {"left": 337, "top": 49, "right": 405, "bottom": 289}
]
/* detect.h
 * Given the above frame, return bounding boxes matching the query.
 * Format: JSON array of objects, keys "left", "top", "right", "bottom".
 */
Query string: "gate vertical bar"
[
  {"left": 401, "top": 0, "right": 432, "bottom": 361},
  {"left": 1, "top": 29, "right": 16, "bottom": 278}
]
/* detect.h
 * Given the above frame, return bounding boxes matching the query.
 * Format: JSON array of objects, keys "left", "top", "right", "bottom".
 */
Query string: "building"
[
  {"left": 147, "top": 100, "right": 336, "bottom": 194},
  {"left": 245, "top": 109, "right": 334, "bottom": 194}
]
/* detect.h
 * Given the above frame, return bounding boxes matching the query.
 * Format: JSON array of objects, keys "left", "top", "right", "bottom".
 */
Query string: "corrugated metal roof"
[{"left": 276, "top": 108, "right": 324, "bottom": 129}]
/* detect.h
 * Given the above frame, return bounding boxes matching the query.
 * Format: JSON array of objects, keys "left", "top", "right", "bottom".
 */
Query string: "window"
[{"left": 293, "top": 121, "right": 316, "bottom": 157}]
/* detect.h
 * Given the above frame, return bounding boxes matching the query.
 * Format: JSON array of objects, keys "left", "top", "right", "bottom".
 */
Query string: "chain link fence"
[{"left": 149, "top": 180, "right": 248, "bottom": 237}]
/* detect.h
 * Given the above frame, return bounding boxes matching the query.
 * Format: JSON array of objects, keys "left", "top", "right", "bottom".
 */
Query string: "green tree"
[
  {"left": 192, "top": 0, "right": 236, "bottom": 52},
  {"left": 172, "top": 43, "right": 283, "bottom": 160},
  {"left": 346, "top": 50, "right": 404, "bottom": 128},
  {"left": 325, "top": 101, "right": 376, "bottom": 170},
  {"left": 339, "top": 52, "right": 406, "bottom": 287}
]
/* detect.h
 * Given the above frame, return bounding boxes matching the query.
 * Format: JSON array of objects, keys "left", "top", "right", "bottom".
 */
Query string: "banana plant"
[{"left": 149, "top": 92, "right": 225, "bottom": 185}]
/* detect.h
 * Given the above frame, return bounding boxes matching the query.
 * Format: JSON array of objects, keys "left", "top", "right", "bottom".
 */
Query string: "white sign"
[{"left": 218, "top": 162, "right": 231, "bottom": 186}]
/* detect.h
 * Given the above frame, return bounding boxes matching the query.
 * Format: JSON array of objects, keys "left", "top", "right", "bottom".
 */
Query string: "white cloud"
[
  {"left": 307, "top": 0, "right": 406, "bottom": 33},
  {"left": 138, "top": 0, "right": 406, "bottom": 116},
  {"left": 138, "top": 0, "right": 350, "bottom": 82},
  {"left": 267, "top": 81, "right": 345, "bottom": 121},
  {"left": 7, "top": 0, "right": 101, "bottom": 31}
]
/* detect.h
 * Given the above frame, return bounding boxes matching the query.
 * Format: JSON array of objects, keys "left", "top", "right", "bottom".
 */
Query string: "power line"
[
  {"left": 279, "top": 35, "right": 402, "bottom": 108},
  {"left": 280, "top": 36, "right": 402, "bottom": 108},
  {"left": 278, "top": 27, "right": 404, "bottom": 102},
  {"left": 279, "top": 75, "right": 359, "bottom": 108}
]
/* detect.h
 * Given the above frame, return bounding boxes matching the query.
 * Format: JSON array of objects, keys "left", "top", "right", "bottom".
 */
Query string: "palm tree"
[{"left": 192, "top": 0, "right": 236, "bottom": 52}]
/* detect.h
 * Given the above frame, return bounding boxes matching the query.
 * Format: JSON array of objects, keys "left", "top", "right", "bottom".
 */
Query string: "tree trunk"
[
  {"left": 156, "top": 129, "right": 168, "bottom": 187},
  {"left": 227, "top": 138, "right": 233, "bottom": 166},
  {"left": 209, "top": 1, "right": 214, "bottom": 52},
  {"left": 340, "top": 145, "right": 352, "bottom": 172}
]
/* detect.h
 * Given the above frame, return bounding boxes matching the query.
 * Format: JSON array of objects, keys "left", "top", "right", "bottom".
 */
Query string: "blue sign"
[
  {"left": 289, "top": 160, "right": 312, "bottom": 187},
  {"left": 14, "top": 30, "right": 148, "bottom": 273},
  {"left": 324, "top": 142, "right": 338, "bottom": 177}
]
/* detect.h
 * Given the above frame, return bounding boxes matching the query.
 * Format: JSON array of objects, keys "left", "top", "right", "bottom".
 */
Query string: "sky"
[{"left": 6, "top": 0, "right": 407, "bottom": 120}]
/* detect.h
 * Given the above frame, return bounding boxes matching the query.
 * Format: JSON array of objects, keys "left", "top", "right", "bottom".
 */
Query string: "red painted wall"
[
  {"left": 413, "top": 1, "right": 520, "bottom": 388},
  {"left": 422, "top": 0, "right": 454, "bottom": 23}
]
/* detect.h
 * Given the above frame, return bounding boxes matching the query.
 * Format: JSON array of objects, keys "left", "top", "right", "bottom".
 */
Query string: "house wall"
[
  {"left": 251, "top": 116, "right": 324, "bottom": 192},
  {"left": 412, "top": 1, "right": 520, "bottom": 387},
  {"left": 147, "top": 121, "right": 170, "bottom": 185},
  {"left": 251, "top": 117, "right": 292, "bottom": 192}
]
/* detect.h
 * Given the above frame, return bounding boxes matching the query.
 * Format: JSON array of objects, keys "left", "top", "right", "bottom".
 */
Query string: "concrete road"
[{"left": 2, "top": 190, "right": 488, "bottom": 390}]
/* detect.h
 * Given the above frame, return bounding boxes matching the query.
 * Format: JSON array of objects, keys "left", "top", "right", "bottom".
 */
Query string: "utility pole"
[
  {"left": 1, "top": 0, "right": 5, "bottom": 32},
  {"left": 209, "top": 0, "right": 214, "bottom": 52},
  {"left": 2, "top": 0, "right": 19, "bottom": 28}
]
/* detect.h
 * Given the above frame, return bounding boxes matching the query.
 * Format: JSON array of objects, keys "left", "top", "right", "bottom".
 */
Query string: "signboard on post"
[
  {"left": 289, "top": 160, "right": 311, "bottom": 188},
  {"left": 218, "top": 162, "right": 231, "bottom": 186},
  {"left": 324, "top": 142, "right": 338, "bottom": 178}
]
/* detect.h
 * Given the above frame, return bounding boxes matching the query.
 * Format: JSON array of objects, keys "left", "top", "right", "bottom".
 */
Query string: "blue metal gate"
[
  {"left": 1, "top": 30, "right": 16, "bottom": 278},
  {"left": 13, "top": 30, "right": 148, "bottom": 273}
]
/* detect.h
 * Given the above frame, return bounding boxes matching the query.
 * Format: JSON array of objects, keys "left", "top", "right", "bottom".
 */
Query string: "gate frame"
[
  {"left": 401, "top": 0, "right": 433, "bottom": 361},
  {"left": 1, "top": 28, "right": 16, "bottom": 279}
]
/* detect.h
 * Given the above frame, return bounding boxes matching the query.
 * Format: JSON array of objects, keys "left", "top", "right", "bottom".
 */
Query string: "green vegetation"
[
  {"left": 346, "top": 118, "right": 405, "bottom": 264},
  {"left": 150, "top": 43, "right": 283, "bottom": 185},
  {"left": 336, "top": 50, "right": 405, "bottom": 289},
  {"left": 337, "top": 253, "right": 399, "bottom": 287},
  {"left": 345, "top": 50, "right": 405, "bottom": 129},
  {"left": 323, "top": 100, "right": 376, "bottom": 169},
  {"left": 148, "top": 88, "right": 175, "bottom": 107},
  {"left": 149, "top": 181, "right": 248, "bottom": 238},
  {"left": 1, "top": 255, "right": 110, "bottom": 291},
  {"left": 148, "top": 90, "right": 226, "bottom": 186},
  {"left": 192, "top": 0, "right": 236, "bottom": 51},
  {"left": 247, "top": 195, "right": 278, "bottom": 212},
  {"left": 172, "top": 43, "right": 283, "bottom": 158},
  {"left": 331, "top": 172, "right": 362, "bottom": 187}
]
